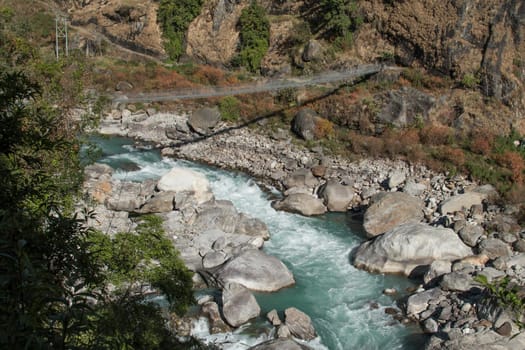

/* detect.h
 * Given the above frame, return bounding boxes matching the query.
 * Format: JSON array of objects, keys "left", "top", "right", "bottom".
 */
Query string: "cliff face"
[
  {"left": 358, "top": 0, "right": 524, "bottom": 106},
  {"left": 66, "top": 0, "right": 165, "bottom": 57}
]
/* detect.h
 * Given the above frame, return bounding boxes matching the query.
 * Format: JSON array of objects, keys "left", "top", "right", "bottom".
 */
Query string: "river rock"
[
  {"left": 403, "top": 180, "right": 427, "bottom": 197},
  {"left": 439, "top": 192, "right": 486, "bottom": 214},
  {"left": 388, "top": 170, "right": 406, "bottom": 189},
  {"left": 105, "top": 181, "right": 151, "bottom": 211},
  {"left": 249, "top": 338, "right": 313, "bottom": 350},
  {"left": 406, "top": 287, "right": 446, "bottom": 316},
  {"left": 318, "top": 180, "right": 354, "bottom": 212},
  {"left": 292, "top": 108, "right": 319, "bottom": 141},
  {"left": 188, "top": 107, "right": 221, "bottom": 134},
  {"left": 277, "top": 325, "right": 292, "bottom": 338},
  {"left": 222, "top": 283, "right": 261, "bottom": 327},
  {"left": 440, "top": 271, "right": 475, "bottom": 292},
  {"left": 425, "top": 329, "right": 525, "bottom": 350},
  {"left": 423, "top": 317, "right": 439, "bottom": 333},
  {"left": 478, "top": 238, "right": 512, "bottom": 259},
  {"left": 267, "top": 309, "right": 281, "bottom": 326},
  {"left": 214, "top": 248, "right": 295, "bottom": 292},
  {"left": 363, "top": 192, "right": 424, "bottom": 238},
  {"left": 284, "top": 307, "right": 317, "bottom": 341},
  {"left": 423, "top": 260, "right": 452, "bottom": 284},
  {"left": 235, "top": 213, "right": 270, "bottom": 239},
  {"left": 193, "top": 200, "right": 239, "bottom": 233},
  {"left": 157, "top": 167, "right": 213, "bottom": 205},
  {"left": 353, "top": 223, "right": 472, "bottom": 276},
  {"left": 458, "top": 223, "right": 485, "bottom": 247},
  {"left": 283, "top": 168, "right": 319, "bottom": 189},
  {"left": 202, "top": 251, "right": 229, "bottom": 269},
  {"left": 138, "top": 191, "right": 175, "bottom": 213},
  {"left": 201, "top": 301, "right": 231, "bottom": 334},
  {"left": 272, "top": 193, "right": 327, "bottom": 216}
]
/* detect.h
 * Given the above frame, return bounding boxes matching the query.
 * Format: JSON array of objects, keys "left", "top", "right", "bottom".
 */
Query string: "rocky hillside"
[{"left": 60, "top": 0, "right": 524, "bottom": 115}]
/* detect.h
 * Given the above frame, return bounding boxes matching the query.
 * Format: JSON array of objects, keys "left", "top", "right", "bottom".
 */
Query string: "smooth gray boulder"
[
  {"left": 423, "top": 260, "right": 452, "bottom": 284},
  {"left": 406, "top": 287, "right": 446, "bottom": 316},
  {"left": 440, "top": 271, "right": 475, "bottom": 292},
  {"left": 283, "top": 168, "right": 319, "bottom": 190},
  {"left": 193, "top": 200, "right": 239, "bottom": 233},
  {"left": 157, "top": 167, "right": 213, "bottom": 205},
  {"left": 138, "top": 191, "right": 175, "bottom": 213},
  {"left": 459, "top": 223, "right": 484, "bottom": 247},
  {"left": 318, "top": 180, "right": 354, "bottom": 212},
  {"left": 272, "top": 193, "right": 327, "bottom": 216},
  {"left": 425, "top": 329, "right": 525, "bottom": 350},
  {"left": 302, "top": 39, "right": 323, "bottom": 62},
  {"left": 439, "top": 192, "right": 486, "bottom": 214},
  {"left": 105, "top": 181, "right": 151, "bottom": 211},
  {"left": 201, "top": 301, "right": 231, "bottom": 334},
  {"left": 478, "top": 238, "right": 512, "bottom": 259},
  {"left": 363, "top": 192, "right": 424, "bottom": 238},
  {"left": 202, "top": 251, "right": 229, "bottom": 269},
  {"left": 403, "top": 180, "right": 427, "bottom": 197},
  {"left": 214, "top": 249, "right": 295, "bottom": 292},
  {"left": 292, "top": 108, "right": 320, "bottom": 141},
  {"left": 249, "top": 338, "right": 313, "bottom": 350},
  {"left": 388, "top": 170, "right": 406, "bottom": 189},
  {"left": 221, "top": 283, "right": 261, "bottom": 327},
  {"left": 188, "top": 107, "right": 221, "bottom": 134},
  {"left": 353, "top": 223, "right": 472, "bottom": 276},
  {"left": 284, "top": 307, "right": 317, "bottom": 341}
]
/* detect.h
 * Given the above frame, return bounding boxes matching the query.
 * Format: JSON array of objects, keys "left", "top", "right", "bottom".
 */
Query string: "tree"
[
  {"left": 235, "top": 1, "right": 270, "bottom": 73},
  {"left": 304, "top": 0, "right": 362, "bottom": 40},
  {"left": 157, "top": 0, "right": 204, "bottom": 60}
]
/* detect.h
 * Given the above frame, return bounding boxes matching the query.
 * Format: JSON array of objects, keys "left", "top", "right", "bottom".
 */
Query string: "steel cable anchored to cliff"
[{"left": 113, "top": 64, "right": 397, "bottom": 103}]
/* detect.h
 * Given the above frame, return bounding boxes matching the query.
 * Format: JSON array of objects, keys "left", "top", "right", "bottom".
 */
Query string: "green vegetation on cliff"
[
  {"left": 234, "top": 1, "right": 270, "bottom": 73},
  {"left": 158, "top": 0, "right": 204, "bottom": 60}
]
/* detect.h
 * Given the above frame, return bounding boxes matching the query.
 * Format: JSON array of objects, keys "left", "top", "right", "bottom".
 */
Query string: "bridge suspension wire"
[
  {"left": 55, "top": 14, "right": 68, "bottom": 60},
  {"left": 113, "top": 64, "right": 396, "bottom": 104}
]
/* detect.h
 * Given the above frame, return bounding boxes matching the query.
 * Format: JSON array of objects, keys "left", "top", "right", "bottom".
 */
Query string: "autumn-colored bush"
[
  {"left": 349, "top": 132, "right": 385, "bottom": 157},
  {"left": 420, "top": 124, "right": 453, "bottom": 146},
  {"left": 497, "top": 151, "right": 525, "bottom": 183},
  {"left": 314, "top": 118, "right": 335, "bottom": 139},
  {"left": 470, "top": 130, "right": 495, "bottom": 155},
  {"left": 193, "top": 65, "right": 225, "bottom": 85}
]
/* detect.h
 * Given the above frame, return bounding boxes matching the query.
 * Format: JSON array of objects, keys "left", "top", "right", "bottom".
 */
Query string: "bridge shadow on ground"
[{"left": 167, "top": 75, "right": 373, "bottom": 149}]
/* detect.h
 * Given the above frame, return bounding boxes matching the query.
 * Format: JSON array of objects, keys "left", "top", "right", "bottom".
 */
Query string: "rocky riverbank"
[{"left": 93, "top": 106, "right": 525, "bottom": 349}]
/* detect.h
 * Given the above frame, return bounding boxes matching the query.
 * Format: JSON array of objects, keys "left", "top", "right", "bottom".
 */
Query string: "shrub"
[
  {"left": 157, "top": 0, "right": 204, "bottom": 60},
  {"left": 314, "top": 117, "right": 334, "bottom": 139},
  {"left": 461, "top": 72, "right": 480, "bottom": 89},
  {"left": 497, "top": 151, "right": 525, "bottom": 183},
  {"left": 420, "top": 124, "right": 453, "bottom": 146},
  {"left": 218, "top": 96, "right": 241, "bottom": 122},
  {"left": 235, "top": 2, "right": 270, "bottom": 73}
]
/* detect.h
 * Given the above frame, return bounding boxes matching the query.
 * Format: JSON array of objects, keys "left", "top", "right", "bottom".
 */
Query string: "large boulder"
[
  {"left": 187, "top": 107, "right": 221, "bottom": 134},
  {"left": 272, "top": 193, "right": 327, "bottom": 216},
  {"left": 138, "top": 191, "right": 175, "bottom": 213},
  {"left": 193, "top": 200, "right": 239, "bottom": 233},
  {"left": 157, "top": 167, "right": 213, "bottom": 205},
  {"left": 201, "top": 301, "right": 231, "bottom": 334},
  {"left": 214, "top": 249, "right": 295, "bottom": 292},
  {"left": 353, "top": 223, "right": 473, "bottom": 276},
  {"left": 283, "top": 168, "right": 319, "bottom": 190},
  {"left": 221, "top": 283, "right": 261, "bottom": 327},
  {"left": 318, "top": 180, "right": 354, "bottom": 212},
  {"left": 284, "top": 307, "right": 317, "bottom": 341},
  {"left": 439, "top": 192, "right": 486, "bottom": 214},
  {"left": 363, "top": 192, "right": 424, "bottom": 238},
  {"left": 249, "top": 338, "right": 313, "bottom": 350},
  {"left": 105, "top": 181, "right": 152, "bottom": 211},
  {"left": 292, "top": 108, "right": 325, "bottom": 141}
]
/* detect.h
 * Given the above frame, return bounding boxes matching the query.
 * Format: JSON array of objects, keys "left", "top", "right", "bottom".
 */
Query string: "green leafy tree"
[
  {"left": 304, "top": 0, "right": 362, "bottom": 40},
  {"left": 235, "top": 2, "right": 270, "bottom": 73},
  {"left": 158, "top": 0, "right": 204, "bottom": 60}
]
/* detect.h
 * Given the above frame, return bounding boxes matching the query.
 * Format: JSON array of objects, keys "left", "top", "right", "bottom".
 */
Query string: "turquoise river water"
[{"left": 91, "top": 136, "right": 426, "bottom": 350}]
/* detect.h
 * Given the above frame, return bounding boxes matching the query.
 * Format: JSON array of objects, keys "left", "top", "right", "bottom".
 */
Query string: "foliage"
[
  {"left": 234, "top": 2, "right": 270, "bottom": 73},
  {"left": 475, "top": 275, "right": 525, "bottom": 328},
  {"left": 157, "top": 0, "right": 204, "bottom": 60},
  {"left": 218, "top": 96, "right": 241, "bottom": 122},
  {"left": 461, "top": 72, "right": 480, "bottom": 89},
  {"left": 304, "top": 0, "right": 363, "bottom": 40},
  {"left": 314, "top": 118, "right": 335, "bottom": 139}
]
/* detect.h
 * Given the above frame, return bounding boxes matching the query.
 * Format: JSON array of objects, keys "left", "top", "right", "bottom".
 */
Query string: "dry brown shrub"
[
  {"left": 350, "top": 133, "right": 385, "bottom": 157},
  {"left": 498, "top": 151, "right": 525, "bottom": 183},
  {"left": 470, "top": 129, "right": 495, "bottom": 155},
  {"left": 420, "top": 124, "right": 453, "bottom": 146},
  {"left": 193, "top": 65, "right": 225, "bottom": 85},
  {"left": 314, "top": 118, "right": 334, "bottom": 139}
]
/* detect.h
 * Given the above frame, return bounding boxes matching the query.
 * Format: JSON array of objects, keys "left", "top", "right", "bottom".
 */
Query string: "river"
[{"left": 91, "top": 135, "right": 426, "bottom": 350}]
